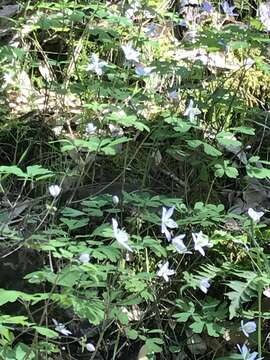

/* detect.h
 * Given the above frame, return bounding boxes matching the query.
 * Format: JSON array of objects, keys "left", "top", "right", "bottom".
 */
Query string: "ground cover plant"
[{"left": 1, "top": 0, "right": 270, "bottom": 359}]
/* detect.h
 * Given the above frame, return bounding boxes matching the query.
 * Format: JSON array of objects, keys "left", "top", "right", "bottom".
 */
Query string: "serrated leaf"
[{"left": 226, "top": 272, "right": 258, "bottom": 319}]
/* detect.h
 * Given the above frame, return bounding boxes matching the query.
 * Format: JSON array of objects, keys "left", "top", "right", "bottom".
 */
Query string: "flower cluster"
[{"left": 159, "top": 206, "right": 213, "bottom": 289}]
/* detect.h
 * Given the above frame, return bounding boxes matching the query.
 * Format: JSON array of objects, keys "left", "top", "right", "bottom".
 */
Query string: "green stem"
[{"left": 258, "top": 287, "right": 262, "bottom": 358}]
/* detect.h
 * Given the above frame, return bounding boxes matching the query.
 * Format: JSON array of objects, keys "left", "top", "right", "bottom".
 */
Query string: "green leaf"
[
  {"left": 0, "top": 166, "right": 26, "bottom": 178},
  {"left": 226, "top": 271, "right": 258, "bottom": 319},
  {"left": 246, "top": 165, "right": 270, "bottom": 179},
  {"left": 174, "top": 312, "right": 192, "bottom": 322},
  {"left": 144, "top": 338, "right": 164, "bottom": 354},
  {"left": 26, "top": 165, "right": 52, "bottom": 180},
  {"left": 33, "top": 326, "right": 58, "bottom": 338},
  {"left": 112, "top": 308, "right": 129, "bottom": 325},
  {"left": 203, "top": 143, "right": 222, "bottom": 157},
  {"left": 126, "top": 329, "right": 138, "bottom": 340},
  {"left": 0, "top": 290, "right": 22, "bottom": 306},
  {"left": 60, "top": 217, "right": 89, "bottom": 230},
  {"left": 61, "top": 207, "right": 86, "bottom": 218},
  {"left": 189, "top": 320, "right": 205, "bottom": 333},
  {"left": 206, "top": 322, "right": 221, "bottom": 337},
  {"left": 225, "top": 166, "right": 238, "bottom": 178},
  {"left": 215, "top": 164, "right": 225, "bottom": 177},
  {"left": 72, "top": 298, "right": 104, "bottom": 325},
  {"left": 230, "top": 126, "right": 255, "bottom": 135}
]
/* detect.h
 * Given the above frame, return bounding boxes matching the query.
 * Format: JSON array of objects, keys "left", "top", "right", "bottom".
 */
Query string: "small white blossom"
[
  {"left": 52, "top": 319, "right": 72, "bottom": 336},
  {"left": 112, "top": 218, "right": 133, "bottom": 252},
  {"left": 157, "top": 261, "right": 175, "bottom": 282},
  {"left": 161, "top": 206, "right": 178, "bottom": 241},
  {"left": 259, "top": 3, "right": 270, "bottom": 32},
  {"left": 168, "top": 90, "right": 179, "bottom": 101},
  {"left": 192, "top": 231, "right": 213, "bottom": 256},
  {"left": 202, "top": 1, "right": 214, "bottom": 13},
  {"left": 87, "top": 53, "right": 107, "bottom": 75},
  {"left": 121, "top": 42, "right": 140, "bottom": 62},
  {"left": 112, "top": 195, "right": 119, "bottom": 205},
  {"left": 49, "top": 184, "right": 61, "bottom": 198},
  {"left": 222, "top": 1, "right": 238, "bottom": 17},
  {"left": 241, "top": 320, "right": 257, "bottom": 337},
  {"left": 183, "top": 99, "right": 201, "bottom": 123},
  {"left": 79, "top": 253, "right": 90, "bottom": 264},
  {"left": 125, "top": 0, "right": 140, "bottom": 19},
  {"left": 135, "top": 64, "right": 154, "bottom": 76},
  {"left": 199, "top": 278, "right": 211, "bottom": 294},
  {"left": 86, "top": 342, "right": 95, "bottom": 352},
  {"left": 263, "top": 287, "right": 270, "bottom": 298},
  {"left": 248, "top": 208, "right": 264, "bottom": 223},
  {"left": 86, "top": 122, "right": 97, "bottom": 135},
  {"left": 237, "top": 344, "right": 262, "bottom": 360},
  {"left": 172, "top": 234, "right": 191, "bottom": 254},
  {"left": 144, "top": 23, "right": 161, "bottom": 38}
]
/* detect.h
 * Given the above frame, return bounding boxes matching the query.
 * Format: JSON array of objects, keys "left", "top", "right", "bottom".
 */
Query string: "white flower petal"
[
  {"left": 79, "top": 253, "right": 90, "bottom": 264},
  {"left": 248, "top": 208, "right": 264, "bottom": 222},
  {"left": 86, "top": 343, "right": 95, "bottom": 352},
  {"left": 199, "top": 278, "right": 210, "bottom": 293},
  {"left": 263, "top": 287, "right": 270, "bottom": 298},
  {"left": 164, "top": 206, "right": 175, "bottom": 220},
  {"left": 49, "top": 184, "right": 61, "bottom": 198}
]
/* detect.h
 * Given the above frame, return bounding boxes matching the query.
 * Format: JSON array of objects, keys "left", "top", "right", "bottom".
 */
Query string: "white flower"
[
  {"left": 112, "top": 195, "right": 119, "bottom": 205},
  {"left": 248, "top": 208, "right": 264, "bottom": 223},
  {"left": 144, "top": 23, "right": 161, "bottom": 38},
  {"left": 79, "top": 253, "right": 90, "bottom": 264},
  {"left": 241, "top": 320, "right": 257, "bottom": 337},
  {"left": 222, "top": 1, "right": 238, "bottom": 17},
  {"left": 121, "top": 42, "right": 140, "bottom": 62},
  {"left": 157, "top": 261, "right": 175, "bottom": 282},
  {"left": 199, "top": 278, "right": 211, "bottom": 294},
  {"left": 263, "top": 287, "right": 270, "bottom": 298},
  {"left": 168, "top": 90, "right": 179, "bottom": 101},
  {"left": 87, "top": 53, "right": 107, "bottom": 75},
  {"left": 135, "top": 64, "right": 154, "bottom": 76},
  {"left": 112, "top": 218, "right": 133, "bottom": 252},
  {"left": 86, "top": 342, "right": 95, "bottom": 352},
  {"left": 259, "top": 3, "right": 270, "bottom": 32},
  {"left": 183, "top": 99, "right": 201, "bottom": 123},
  {"left": 49, "top": 184, "right": 61, "bottom": 198},
  {"left": 172, "top": 234, "right": 191, "bottom": 254},
  {"left": 192, "top": 231, "right": 213, "bottom": 256},
  {"left": 237, "top": 344, "right": 262, "bottom": 360},
  {"left": 86, "top": 123, "right": 97, "bottom": 135},
  {"left": 161, "top": 206, "right": 178, "bottom": 241},
  {"left": 125, "top": 0, "right": 140, "bottom": 19},
  {"left": 52, "top": 319, "right": 72, "bottom": 336}
]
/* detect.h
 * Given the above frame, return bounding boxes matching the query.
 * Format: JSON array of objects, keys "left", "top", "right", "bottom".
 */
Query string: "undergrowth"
[{"left": 1, "top": 0, "right": 270, "bottom": 359}]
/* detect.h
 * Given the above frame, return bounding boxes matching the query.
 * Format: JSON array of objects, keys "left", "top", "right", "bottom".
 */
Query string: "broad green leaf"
[
  {"left": 26, "top": 165, "right": 52, "bottom": 180},
  {"left": 33, "top": 326, "right": 58, "bottom": 338},
  {"left": 126, "top": 329, "right": 138, "bottom": 340},
  {"left": 0, "top": 166, "right": 26, "bottom": 178},
  {"left": 0, "top": 290, "right": 21, "bottom": 306},
  {"left": 203, "top": 143, "right": 222, "bottom": 157},
  {"left": 144, "top": 338, "right": 163, "bottom": 354},
  {"left": 189, "top": 320, "right": 205, "bottom": 333},
  {"left": 246, "top": 165, "right": 270, "bottom": 179},
  {"left": 225, "top": 166, "right": 238, "bottom": 178},
  {"left": 60, "top": 217, "right": 89, "bottom": 230}
]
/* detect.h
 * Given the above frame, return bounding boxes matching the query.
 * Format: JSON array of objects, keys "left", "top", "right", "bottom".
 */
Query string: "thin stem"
[{"left": 258, "top": 287, "right": 262, "bottom": 358}]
